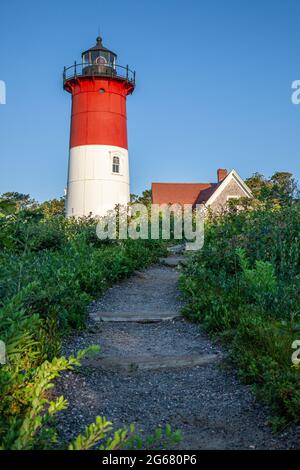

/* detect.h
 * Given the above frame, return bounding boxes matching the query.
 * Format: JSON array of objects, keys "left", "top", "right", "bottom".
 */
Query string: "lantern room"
[
  {"left": 63, "top": 36, "right": 135, "bottom": 86},
  {"left": 82, "top": 36, "right": 117, "bottom": 77}
]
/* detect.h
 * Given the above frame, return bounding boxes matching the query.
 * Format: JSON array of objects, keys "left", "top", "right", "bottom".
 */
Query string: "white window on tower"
[{"left": 112, "top": 156, "right": 120, "bottom": 173}]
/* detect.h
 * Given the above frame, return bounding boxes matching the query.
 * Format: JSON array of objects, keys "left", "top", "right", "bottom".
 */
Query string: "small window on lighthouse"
[{"left": 112, "top": 156, "right": 120, "bottom": 173}]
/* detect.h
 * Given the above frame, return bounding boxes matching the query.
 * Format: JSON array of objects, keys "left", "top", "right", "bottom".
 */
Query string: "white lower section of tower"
[{"left": 65, "top": 145, "right": 130, "bottom": 217}]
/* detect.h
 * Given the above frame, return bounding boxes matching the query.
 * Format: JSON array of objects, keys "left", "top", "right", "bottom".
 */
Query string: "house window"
[{"left": 112, "top": 156, "right": 120, "bottom": 173}]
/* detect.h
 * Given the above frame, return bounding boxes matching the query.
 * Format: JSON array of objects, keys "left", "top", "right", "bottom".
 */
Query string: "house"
[{"left": 152, "top": 169, "right": 252, "bottom": 213}]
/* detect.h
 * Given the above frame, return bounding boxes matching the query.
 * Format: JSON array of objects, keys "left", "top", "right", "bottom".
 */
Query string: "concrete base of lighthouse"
[{"left": 65, "top": 145, "right": 130, "bottom": 218}]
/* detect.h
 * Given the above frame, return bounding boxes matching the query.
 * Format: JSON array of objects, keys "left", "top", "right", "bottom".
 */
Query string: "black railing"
[{"left": 63, "top": 62, "right": 135, "bottom": 85}]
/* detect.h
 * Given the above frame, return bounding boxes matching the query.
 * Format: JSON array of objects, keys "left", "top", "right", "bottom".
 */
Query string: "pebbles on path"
[{"left": 55, "top": 261, "right": 300, "bottom": 449}]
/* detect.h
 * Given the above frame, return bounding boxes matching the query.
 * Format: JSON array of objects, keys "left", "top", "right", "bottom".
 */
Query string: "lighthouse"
[{"left": 63, "top": 37, "right": 135, "bottom": 217}]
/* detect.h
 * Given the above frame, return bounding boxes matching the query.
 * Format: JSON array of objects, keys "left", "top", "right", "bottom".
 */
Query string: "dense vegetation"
[
  {"left": 1, "top": 169, "right": 299, "bottom": 447},
  {"left": 0, "top": 194, "right": 179, "bottom": 449},
  {"left": 180, "top": 172, "right": 300, "bottom": 430}
]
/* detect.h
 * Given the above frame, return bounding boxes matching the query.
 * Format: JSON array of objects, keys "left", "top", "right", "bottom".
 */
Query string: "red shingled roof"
[
  {"left": 152, "top": 182, "right": 217, "bottom": 206},
  {"left": 196, "top": 183, "right": 220, "bottom": 203}
]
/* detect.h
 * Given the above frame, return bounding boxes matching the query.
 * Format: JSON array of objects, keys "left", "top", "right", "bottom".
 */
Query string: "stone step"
[
  {"left": 159, "top": 256, "right": 188, "bottom": 267},
  {"left": 167, "top": 244, "right": 186, "bottom": 254},
  {"left": 83, "top": 353, "right": 220, "bottom": 371},
  {"left": 90, "top": 311, "right": 181, "bottom": 323}
]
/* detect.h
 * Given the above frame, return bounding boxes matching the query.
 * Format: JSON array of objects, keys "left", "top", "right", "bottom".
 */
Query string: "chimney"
[{"left": 217, "top": 168, "right": 228, "bottom": 183}]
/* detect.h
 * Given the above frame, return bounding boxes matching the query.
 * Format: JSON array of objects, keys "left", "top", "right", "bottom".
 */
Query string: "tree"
[
  {"left": 0, "top": 198, "right": 16, "bottom": 217},
  {"left": 245, "top": 173, "right": 271, "bottom": 199},
  {"left": 130, "top": 193, "right": 139, "bottom": 203},
  {"left": 0, "top": 192, "right": 36, "bottom": 216},
  {"left": 245, "top": 172, "right": 298, "bottom": 205},
  {"left": 39, "top": 198, "right": 65, "bottom": 217},
  {"left": 269, "top": 172, "right": 298, "bottom": 202},
  {"left": 136, "top": 189, "right": 152, "bottom": 207},
  {"left": 129, "top": 189, "right": 152, "bottom": 207}
]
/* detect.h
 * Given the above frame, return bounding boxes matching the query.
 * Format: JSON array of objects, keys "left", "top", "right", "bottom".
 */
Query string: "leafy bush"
[
  {"left": 180, "top": 202, "right": 300, "bottom": 427},
  {"left": 0, "top": 205, "right": 168, "bottom": 449}
]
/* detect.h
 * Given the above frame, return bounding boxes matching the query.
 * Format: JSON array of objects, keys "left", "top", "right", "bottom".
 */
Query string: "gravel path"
[{"left": 55, "top": 262, "right": 300, "bottom": 449}]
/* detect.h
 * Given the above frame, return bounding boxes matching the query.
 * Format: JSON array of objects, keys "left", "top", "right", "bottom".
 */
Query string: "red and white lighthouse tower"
[{"left": 63, "top": 37, "right": 135, "bottom": 217}]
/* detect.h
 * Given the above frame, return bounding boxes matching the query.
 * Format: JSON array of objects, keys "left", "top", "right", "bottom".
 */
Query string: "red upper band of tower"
[{"left": 63, "top": 36, "right": 135, "bottom": 149}]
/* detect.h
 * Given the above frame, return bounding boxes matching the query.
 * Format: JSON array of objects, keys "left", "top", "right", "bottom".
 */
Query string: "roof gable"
[{"left": 205, "top": 169, "right": 253, "bottom": 206}]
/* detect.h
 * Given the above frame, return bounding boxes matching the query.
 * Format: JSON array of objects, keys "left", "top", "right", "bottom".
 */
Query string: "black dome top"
[{"left": 82, "top": 36, "right": 117, "bottom": 58}]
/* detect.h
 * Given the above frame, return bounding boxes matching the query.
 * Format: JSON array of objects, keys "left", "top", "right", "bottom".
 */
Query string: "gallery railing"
[{"left": 63, "top": 62, "right": 135, "bottom": 85}]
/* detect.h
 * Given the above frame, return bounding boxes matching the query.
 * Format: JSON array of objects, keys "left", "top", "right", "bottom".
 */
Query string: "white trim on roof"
[{"left": 205, "top": 169, "right": 253, "bottom": 207}]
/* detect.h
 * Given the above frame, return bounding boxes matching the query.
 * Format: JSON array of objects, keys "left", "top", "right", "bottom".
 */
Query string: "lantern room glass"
[
  {"left": 83, "top": 53, "right": 89, "bottom": 64},
  {"left": 82, "top": 51, "right": 116, "bottom": 69}
]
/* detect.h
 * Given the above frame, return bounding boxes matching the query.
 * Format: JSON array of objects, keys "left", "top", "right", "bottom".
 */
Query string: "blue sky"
[{"left": 1, "top": 0, "right": 300, "bottom": 201}]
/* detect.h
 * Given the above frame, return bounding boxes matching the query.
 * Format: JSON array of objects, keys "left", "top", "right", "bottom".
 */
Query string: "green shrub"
[
  {"left": 0, "top": 208, "right": 168, "bottom": 449},
  {"left": 180, "top": 202, "right": 300, "bottom": 427}
]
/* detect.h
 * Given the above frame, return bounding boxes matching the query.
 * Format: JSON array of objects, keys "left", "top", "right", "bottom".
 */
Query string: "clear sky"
[{"left": 1, "top": 0, "right": 300, "bottom": 201}]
